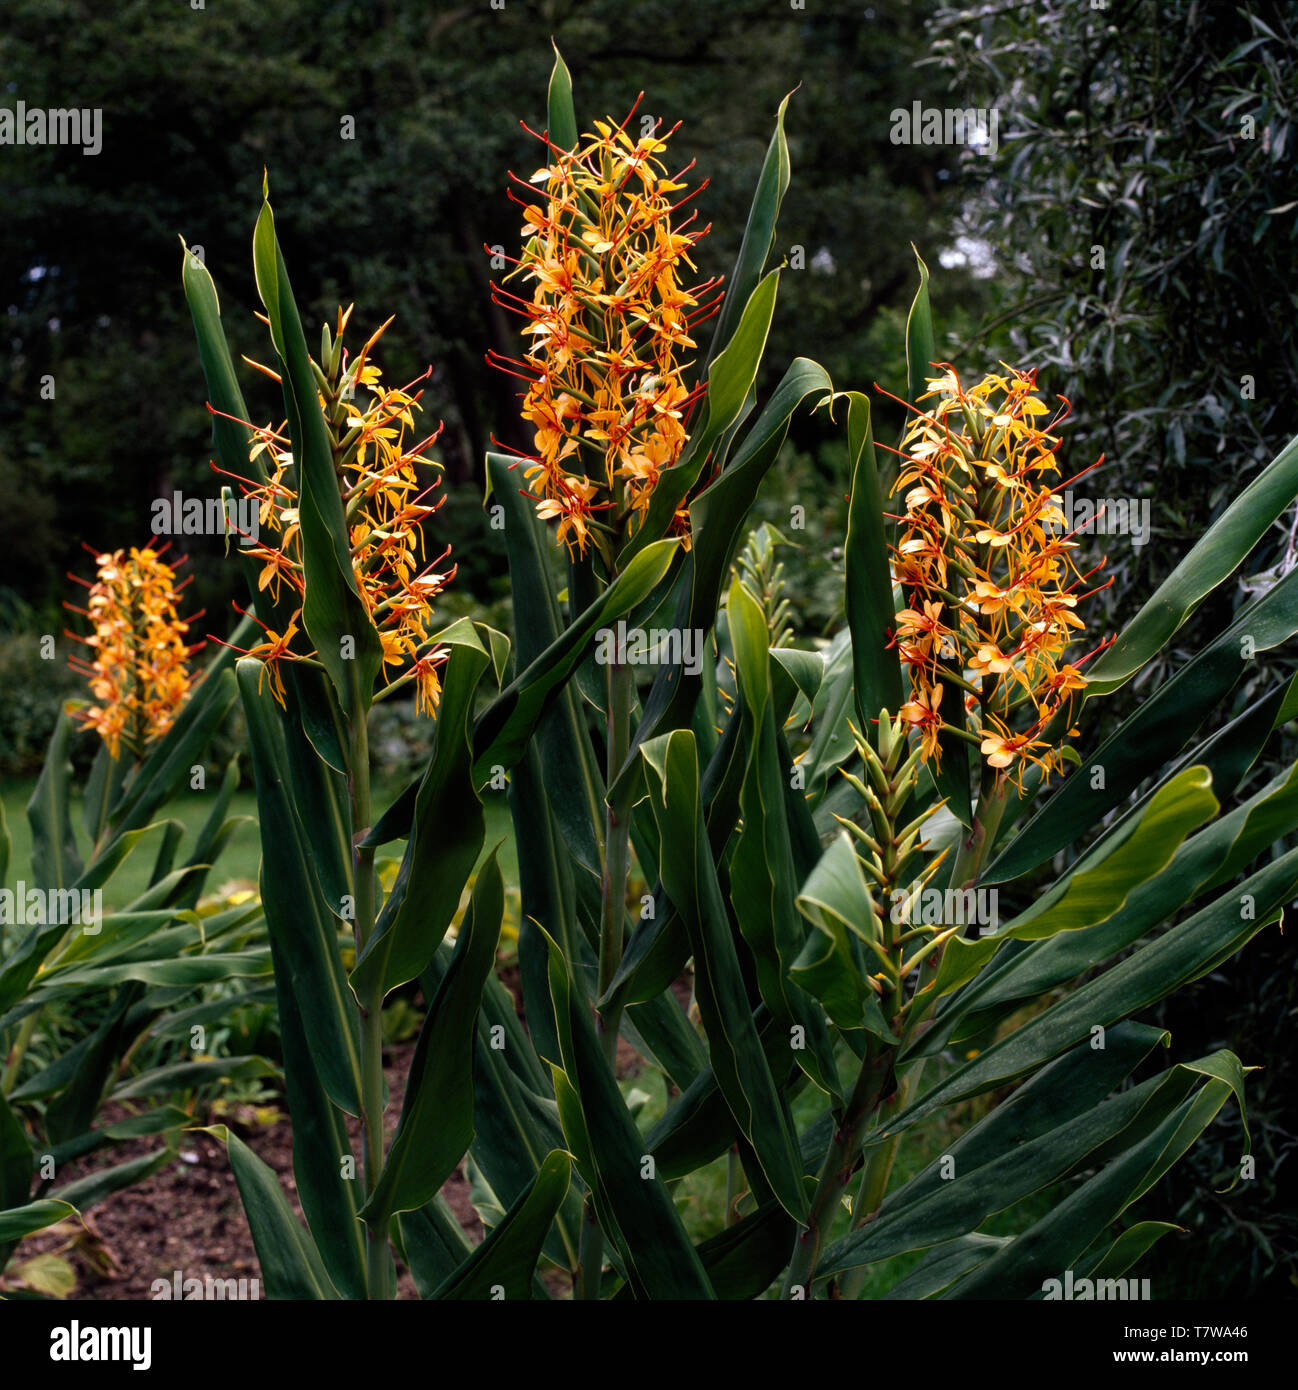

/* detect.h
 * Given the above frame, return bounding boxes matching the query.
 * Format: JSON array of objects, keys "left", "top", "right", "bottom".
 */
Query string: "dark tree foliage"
[
  {"left": 0, "top": 0, "right": 969, "bottom": 626},
  {"left": 929, "top": 0, "right": 1298, "bottom": 641},
  {"left": 928, "top": 0, "right": 1298, "bottom": 1296}
]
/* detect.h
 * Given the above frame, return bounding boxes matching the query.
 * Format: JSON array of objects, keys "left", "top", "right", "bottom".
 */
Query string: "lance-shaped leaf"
[
  {"left": 49, "top": 1149, "right": 174, "bottom": 1214},
  {"left": 182, "top": 242, "right": 264, "bottom": 487},
  {"left": 111, "top": 1056, "right": 278, "bottom": 1100},
  {"left": 1074, "top": 1222, "right": 1180, "bottom": 1285},
  {"left": 456, "top": 969, "right": 583, "bottom": 1271},
  {"left": 0, "top": 1200, "right": 75, "bottom": 1244},
  {"left": 693, "top": 1198, "right": 797, "bottom": 1300},
  {"left": 988, "top": 560, "right": 1298, "bottom": 883},
  {"left": 792, "top": 832, "right": 890, "bottom": 1039},
  {"left": 882, "top": 1233, "right": 1008, "bottom": 1299},
  {"left": 45, "top": 951, "right": 272, "bottom": 991},
  {"left": 429, "top": 1149, "right": 572, "bottom": 1300},
  {"left": 251, "top": 194, "right": 382, "bottom": 717},
  {"left": 172, "top": 757, "right": 246, "bottom": 911},
  {"left": 819, "top": 1047, "right": 1231, "bottom": 1283},
  {"left": 360, "top": 853, "right": 504, "bottom": 1226},
  {"left": 1086, "top": 430, "right": 1298, "bottom": 697},
  {"left": 727, "top": 578, "right": 841, "bottom": 1095},
  {"left": 201, "top": 1125, "right": 337, "bottom": 1299},
  {"left": 486, "top": 452, "right": 604, "bottom": 879},
  {"left": 882, "top": 1023, "right": 1171, "bottom": 1220},
  {"left": 352, "top": 621, "right": 491, "bottom": 999},
  {"left": 904, "top": 246, "right": 935, "bottom": 410},
  {"left": 508, "top": 743, "right": 581, "bottom": 1066},
  {"left": 915, "top": 759, "right": 1298, "bottom": 1057},
  {"left": 640, "top": 729, "right": 807, "bottom": 1219},
  {"left": 606, "top": 700, "right": 744, "bottom": 1009},
  {"left": 702, "top": 93, "right": 791, "bottom": 376},
  {"left": 931, "top": 764, "right": 1219, "bottom": 999},
  {"left": 0, "top": 1093, "right": 33, "bottom": 1217},
  {"left": 943, "top": 1073, "right": 1246, "bottom": 1300},
  {"left": 542, "top": 927, "right": 716, "bottom": 1298},
  {"left": 238, "top": 658, "right": 362, "bottom": 1116},
  {"left": 879, "top": 847, "right": 1296, "bottom": 1132},
  {"left": 1050, "top": 672, "right": 1297, "bottom": 874},
  {"left": 843, "top": 391, "right": 902, "bottom": 728},
  {"left": 26, "top": 708, "right": 82, "bottom": 892},
  {"left": 398, "top": 1196, "right": 476, "bottom": 1297},
  {"left": 546, "top": 42, "right": 578, "bottom": 149},
  {"left": 268, "top": 930, "right": 366, "bottom": 1300},
  {"left": 44, "top": 1105, "right": 192, "bottom": 1169},
  {"left": 472, "top": 537, "right": 678, "bottom": 780},
  {"left": 40, "top": 986, "right": 141, "bottom": 1145},
  {"left": 800, "top": 629, "right": 856, "bottom": 807}
]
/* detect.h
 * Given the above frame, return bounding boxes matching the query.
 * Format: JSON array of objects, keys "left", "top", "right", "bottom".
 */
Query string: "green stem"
[
  {"left": 348, "top": 675, "right": 392, "bottom": 1301},
  {"left": 596, "top": 656, "right": 635, "bottom": 1065},
  {"left": 901, "top": 769, "right": 1009, "bottom": 1051},
  {"left": 834, "top": 1060, "right": 929, "bottom": 1300},
  {"left": 576, "top": 1201, "right": 604, "bottom": 1300},
  {"left": 576, "top": 651, "right": 636, "bottom": 1300},
  {"left": 781, "top": 1038, "right": 893, "bottom": 1299}
]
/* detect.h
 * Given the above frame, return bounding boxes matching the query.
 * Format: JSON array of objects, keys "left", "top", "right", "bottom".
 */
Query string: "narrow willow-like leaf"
[
  {"left": 640, "top": 730, "right": 807, "bottom": 1219},
  {"left": 238, "top": 659, "right": 362, "bottom": 1116},
  {"left": 544, "top": 970, "right": 716, "bottom": 1297}
]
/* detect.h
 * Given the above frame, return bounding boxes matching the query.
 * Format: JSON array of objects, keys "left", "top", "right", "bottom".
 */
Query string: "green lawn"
[{"left": 1, "top": 776, "right": 517, "bottom": 911}]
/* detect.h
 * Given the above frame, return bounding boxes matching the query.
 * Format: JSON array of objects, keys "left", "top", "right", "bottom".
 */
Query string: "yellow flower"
[
  {"left": 898, "top": 682, "right": 945, "bottom": 765},
  {"left": 887, "top": 364, "right": 1112, "bottom": 782},
  {"left": 491, "top": 106, "right": 721, "bottom": 558},
  {"left": 66, "top": 546, "right": 197, "bottom": 759},
  {"left": 221, "top": 308, "right": 454, "bottom": 713}
]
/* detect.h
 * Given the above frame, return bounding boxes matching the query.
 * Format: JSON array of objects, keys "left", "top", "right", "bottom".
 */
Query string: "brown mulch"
[
  {"left": 12, "top": 1038, "right": 477, "bottom": 1301},
  {"left": 7, "top": 963, "right": 670, "bottom": 1301}
]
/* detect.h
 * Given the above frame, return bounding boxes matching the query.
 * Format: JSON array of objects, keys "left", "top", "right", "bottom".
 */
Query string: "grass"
[
  {"left": 1, "top": 775, "right": 517, "bottom": 912},
  {"left": 2, "top": 777, "right": 264, "bottom": 909}
]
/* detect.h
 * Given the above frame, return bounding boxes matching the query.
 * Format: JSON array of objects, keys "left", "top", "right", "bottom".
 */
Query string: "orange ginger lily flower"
[
  {"left": 65, "top": 545, "right": 201, "bottom": 759},
  {"left": 212, "top": 308, "right": 455, "bottom": 713},
  {"left": 899, "top": 682, "right": 945, "bottom": 765},
  {"left": 490, "top": 100, "right": 722, "bottom": 559},
  {"left": 884, "top": 364, "right": 1109, "bottom": 784}
]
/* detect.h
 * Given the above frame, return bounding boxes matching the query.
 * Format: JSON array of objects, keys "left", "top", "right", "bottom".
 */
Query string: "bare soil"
[{"left": 8, "top": 965, "right": 662, "bottom": 1301}]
